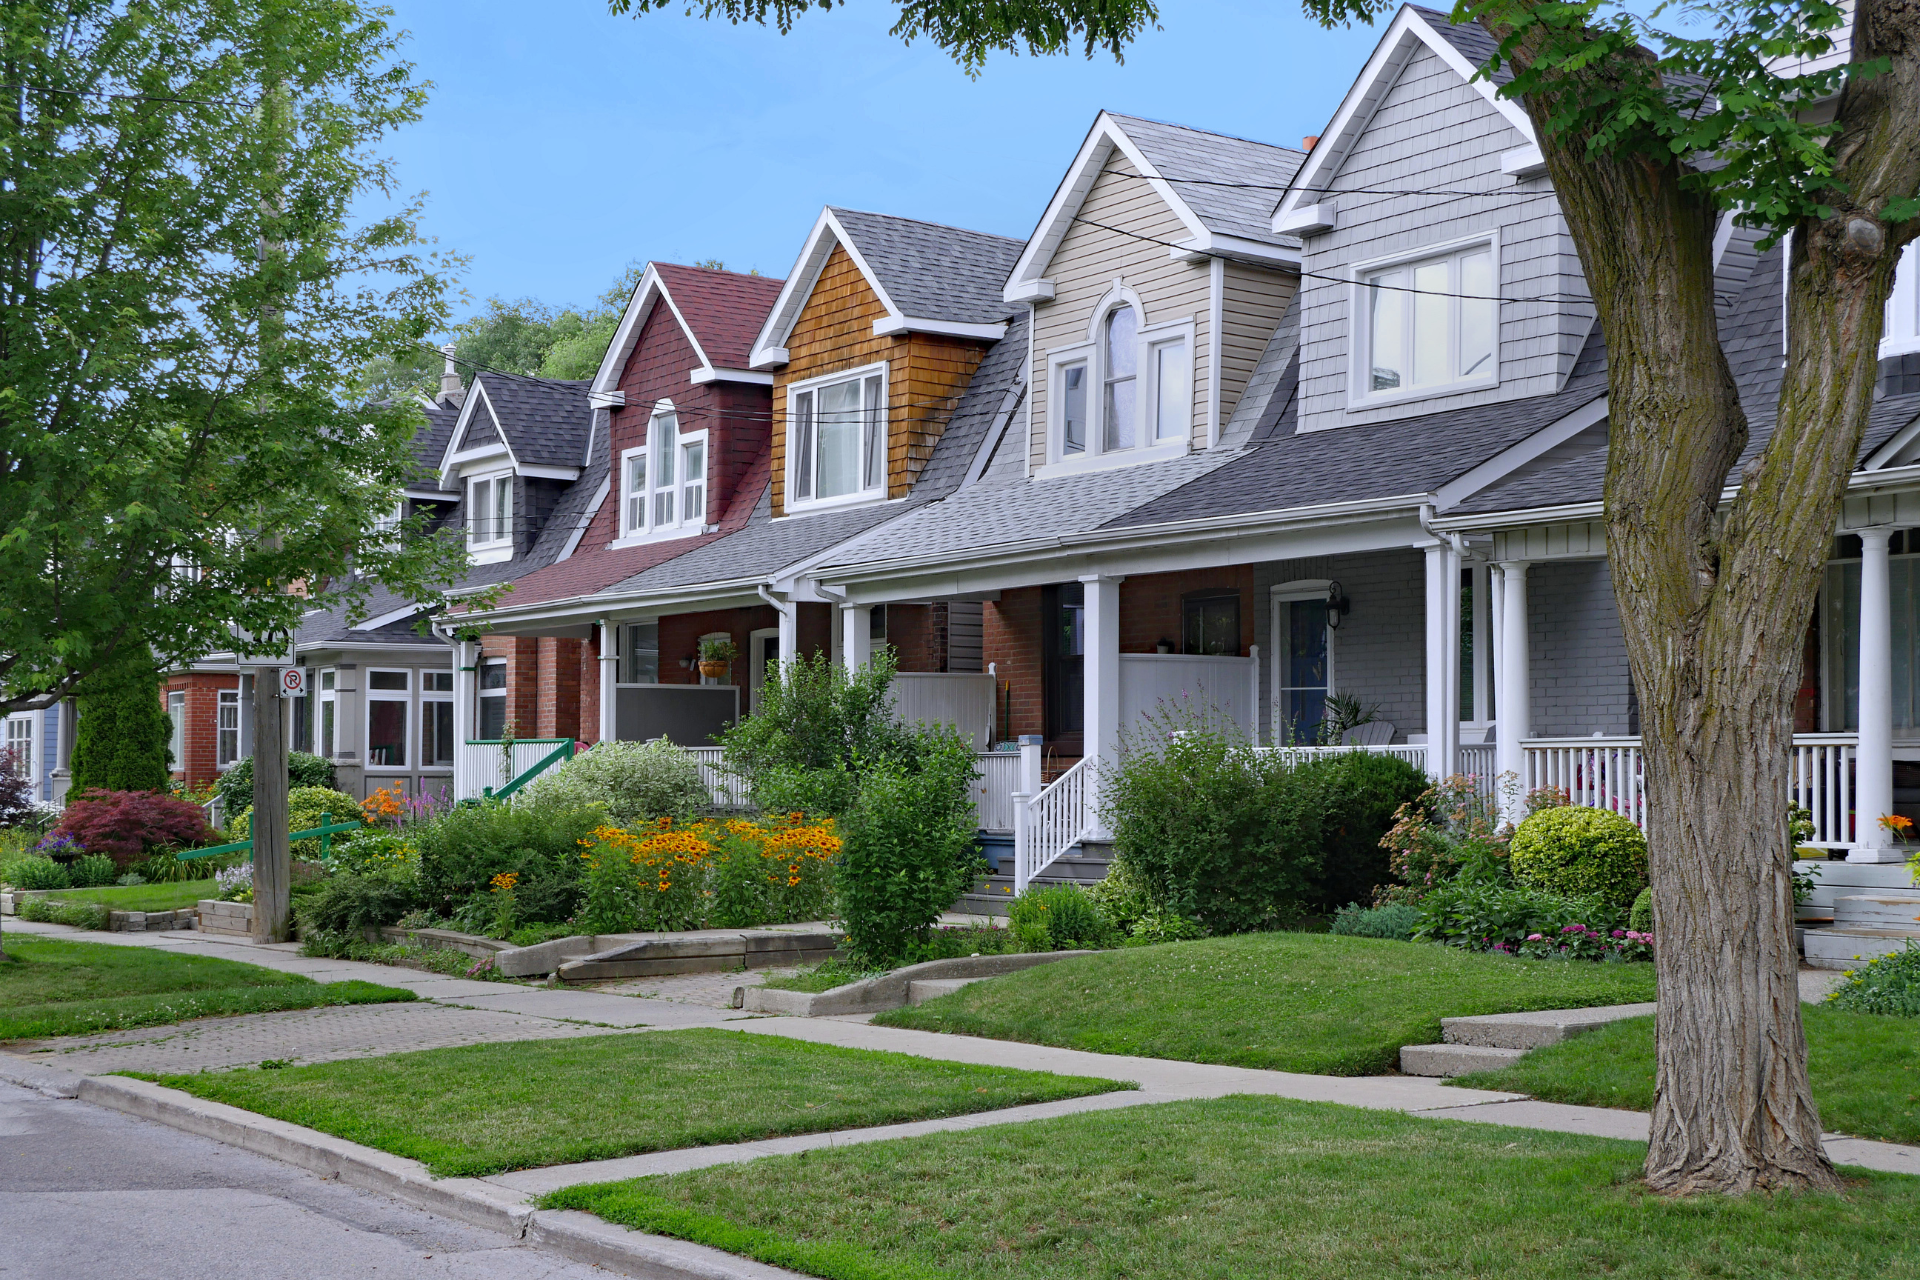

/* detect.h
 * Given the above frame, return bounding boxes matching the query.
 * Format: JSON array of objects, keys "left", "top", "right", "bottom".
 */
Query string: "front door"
[
  {"left": 1043, "top": 582, "right": 1084, "bottom": 753},
  {"left": 1276, "top": 596, "right": 1330, "bottom": 743}
]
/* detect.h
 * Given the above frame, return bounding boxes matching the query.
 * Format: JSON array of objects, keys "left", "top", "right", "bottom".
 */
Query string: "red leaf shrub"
[{"left": 52, "top": 789, "right": 216, "bottom": 865}]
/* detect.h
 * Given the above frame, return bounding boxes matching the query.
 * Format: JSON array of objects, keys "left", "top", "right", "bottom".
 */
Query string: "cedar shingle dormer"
[{"left": 748, "top": 208, "right": 1023, "bottom": 517}]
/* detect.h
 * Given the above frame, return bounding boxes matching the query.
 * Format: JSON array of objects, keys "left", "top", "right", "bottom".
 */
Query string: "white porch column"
[
  {"left": 453, "top": 639, "right": 477, "bottom": 798},
  {"left": 841, "top": 603, "right": 873, "bottom": 672},
  {"left": 597, "top": 621, "right": 618, "bottom": 745},
  {"left": 1081, "top": 574, "right": 1123, "bottom": 838},
  {"left": 1495, "top": 561, "right": 1531, "bottom": 815},
  {"left": 1853, "top": 528, "right": 1900, "bottom": 861},
  {"left": 1423, "top": 542, "right": 1461, "bottom": 780}
]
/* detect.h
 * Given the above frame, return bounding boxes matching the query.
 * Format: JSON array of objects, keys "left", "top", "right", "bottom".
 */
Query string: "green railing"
[
  {"left": 178, "top": 813, "right": 362, "bottom": 862},
  {"left": 485, "top": 738, "right": 576, "bottom": 802}
]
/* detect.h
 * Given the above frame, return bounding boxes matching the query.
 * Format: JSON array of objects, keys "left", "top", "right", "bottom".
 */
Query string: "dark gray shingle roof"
[
  {"left": 830, "top": 208, "right": 1023, "bottom": 327},
  {"left": 1108, "top": 113, "right": 1307, "bottom": 247}
]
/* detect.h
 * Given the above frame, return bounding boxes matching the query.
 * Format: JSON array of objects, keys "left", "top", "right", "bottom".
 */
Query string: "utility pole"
[{"left": 251, "top": 662, "right": 291, "bottom": 942}]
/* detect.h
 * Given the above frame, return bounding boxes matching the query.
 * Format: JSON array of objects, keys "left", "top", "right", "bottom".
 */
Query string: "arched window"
[{"left": 1103, "top": 305, "right": 1138, "bottom": 451}]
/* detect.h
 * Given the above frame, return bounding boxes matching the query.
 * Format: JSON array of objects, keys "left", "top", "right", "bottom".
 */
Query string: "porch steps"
[
  {"left": 957, "top": 843, "right": 1113, "bottom": 917},
  {"left": 1398, "top": 1001, "right": 1656, "bottom": 1078},
  {"left": 1797, "top": 859, "right": 1920, "bottom": 969}
]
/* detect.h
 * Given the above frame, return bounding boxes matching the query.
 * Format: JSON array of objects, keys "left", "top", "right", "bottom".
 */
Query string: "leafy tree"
[
  {"left": 0, "top": 0, "right": 471, "bottom": 712},
  {"left": 67, "top": 653, "right": 173, "bottom": 794},
  {"left": 720, "top": 649, "right": 916, "bottom": 817}
]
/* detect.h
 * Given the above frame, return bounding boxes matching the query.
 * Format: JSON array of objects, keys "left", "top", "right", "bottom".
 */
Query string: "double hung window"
[
  {"left": 217, "top": 689, "right": 241, "bottom": 767},
  {"left": 318, "top": 670, "right": 336, "bottom": 758},
  {"left": 367, "top": 670, "right": 409, "bottom": 768},
  {"left": 467, "top": 474, "right": 512, "bottom": 548},
  {"left": 789, "top": 364, "right": 886, "bottom": 509},
  {"left": 1052, "top": 303, "right": 1190, "bottom": 468},
  {"left": 5, "top": 715, "right": 32, "bottom": 778},
  {"left": 1361, "top": 243, "right": 1497, "bottom": 401},
  {"left": 621, "top": 410, "right": 707, "bottom": 538},
  {"left": 422, "top": 671, "right": 455, "bottom": 766},
  {"left": 621, "top": 622, "right": 661, "bottom": 684},
  {"left": 167, "top": 691, "right": 186, "bottom": 768},
  {"left": 477, "top": 660, "right": 507, "bottom": 739}
]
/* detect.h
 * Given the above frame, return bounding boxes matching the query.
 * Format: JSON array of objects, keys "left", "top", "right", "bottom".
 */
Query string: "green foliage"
[
  {"left": 68, "top": 654, "right": 172, "bottom": 794},
  {"left": 1294, "top": 751, "right": 1428, "bottom": 910},
  {"left": 574, "top": 835, "right": 644, "bottom": 934},
  {"left": 231, "top": 787, "right": 360, "bottom": 857},
  {"left": 214, "top": 753, "right": 336, "bottom": 822},
  {"left": 412, "top": 800, "right": 602, "bottom": 925},
  {"left": 294, "top": 874, "right": 420, "bottom": 937},
  {"left": 16, "top": 897, "right": 109, "bottom": 929},
  {"left": 1081, "top": 858, "right": 1203, "bottom": 945},
  {"left": 1508, "top": 805, "right": 1648, "bottom": 908},
  {"left": 521, "top": 740, "right": 708, "bottom": 826},
  {"left": 1412, "top": 880, "right": 1640, "bottom": 959},
  {"left": 0, "top": 0, "right": 472, "bottom": 714},
  {"left": 720, "top": 649, "right": 915, "bottom": 817},
  {"left": 1007, "top": 884, "right": 1116, "bottom": 951},
  {"left": 1329, "top": 901, "right": 1421, "bottom": 941},
  {"left": 69, "top": 854, "right": 118, "bottom": 888},
  {"left": 1378, "top": 775, "right": 1512, "bottom": 903},
  {"left": 325, "top": 829, "right": 418, "bottom": 881},
  {"left": 6, "top": 856, "right": 71, "bottom": 890},
  {"left": 1827, "top": 942, "right": 1920, "bottom": 1018},
  {"left": 834, "top": 727, "right": 982, "bottom": 965},
  {"left": 1629, "top": 886, "right": 1653, "bottom": 934},
  {"left": 1103, "top": 707, "right": 1321, "bottom": 934}
]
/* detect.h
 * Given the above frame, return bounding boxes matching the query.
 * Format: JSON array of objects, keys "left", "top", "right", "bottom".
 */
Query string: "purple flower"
[{"left": 1612, "top": 930, "right": 1626, "bottom": 938}]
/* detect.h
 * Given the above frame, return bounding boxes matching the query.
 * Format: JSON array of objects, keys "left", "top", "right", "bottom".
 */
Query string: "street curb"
[
  {"left": 0, "top": 1051, "right": 84, "bottom": 1098},
  {"left": 61, "top": 1072, "right": 809, "bottom": 1279}
]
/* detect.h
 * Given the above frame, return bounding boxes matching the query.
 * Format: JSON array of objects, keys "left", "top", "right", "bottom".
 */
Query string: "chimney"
[
  {"left": 1302, "top": 135, "right": 1320, "bottom": 152},
  {"left": 438, "top": 343, "right": 465, "bottom": 407}
]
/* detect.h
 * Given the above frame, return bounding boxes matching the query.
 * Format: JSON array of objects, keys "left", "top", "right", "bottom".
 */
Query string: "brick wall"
[
  {"left": 984, "top": 587, "right": 1044, "bottom": 742},
  {"left": 164, "top": 672, "right": 240, "bottom": 785},
  {"left": 1118, "top": 567, "right": 1256, "bottom": 655},
  {"left": 884, "top": 603, "right": 949, "bottom": 673},
  {"left": 580, "top": 631, "right": 604, "bottom": 746},
  {"left": 533, "top": 637, "right": 583, "bottom": 739}
]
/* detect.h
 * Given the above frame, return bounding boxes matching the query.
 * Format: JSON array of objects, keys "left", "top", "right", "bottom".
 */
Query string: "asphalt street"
[{"left": 0, "top": 1082, "right": 612, "bottom": 1280}]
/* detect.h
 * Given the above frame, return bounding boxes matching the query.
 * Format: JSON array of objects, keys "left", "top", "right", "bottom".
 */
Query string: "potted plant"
[{"left": 698, "top": 637, "right": 737, "bottom": 679}]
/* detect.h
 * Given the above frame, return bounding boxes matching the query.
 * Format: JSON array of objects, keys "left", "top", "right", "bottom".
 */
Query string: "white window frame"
[
  {"left": 1039, "top": 290, "right": 1193, "bottom": 479},
  {"left": 465, "top": 470, "right": 514, "bottom": 564},
  {"left": 5, "top": 713, "right": 35, "bottom": 782},
  {"left": 318, "top": 669, "right": 337, "bottom": 759},
  {"left": 166, "top": 691, "right": 185, "bottom": 771},
  {"left": 1348, "top": 234, "right": 1502, "bottom": 410},
  {"left": 618, "top": 621, "right": 662, "bottom": 686},
  {"left": 784, "top": 360, "right": 890, "bottom": 515},
  {"left": 1271, "top": 582, "right": 1336, "bottom": 746},
  {"left": 476, "top": 658, "right": 508, "bottom": 740},
  {"left": 365, "top": 668, "right": 412, "bottom": 771},
  {"left": 421, "top": 670, "right": 456, "bottom": 768},
  {"left": 614, "top": 403, "right": 709, "bottom": 546},
  {"left": 1884, "top": 243, "right": 1920, "bottom": 358},
  {"left": 217, "top": 688, "right": 241, "bottom": 768}
]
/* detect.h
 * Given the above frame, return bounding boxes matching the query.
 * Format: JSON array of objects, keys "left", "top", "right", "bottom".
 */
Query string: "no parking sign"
[{"left": 276, "top": 667, "right": 307, "bottom": 698}]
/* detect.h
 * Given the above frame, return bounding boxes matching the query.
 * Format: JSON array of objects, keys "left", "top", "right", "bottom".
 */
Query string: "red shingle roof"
[{"left": 652, "top": 264, "right": 784, "bottom": 371}]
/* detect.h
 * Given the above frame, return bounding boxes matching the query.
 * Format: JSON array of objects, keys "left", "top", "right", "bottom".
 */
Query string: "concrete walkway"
[{"left": 7, "top": 917, "right": 1917, "bottom": 1182}]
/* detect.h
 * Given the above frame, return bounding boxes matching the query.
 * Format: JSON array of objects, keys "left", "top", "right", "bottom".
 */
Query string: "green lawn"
[
  {"left": 875, "top": 933, "right": 1657, "bottom": 1075},
  {"left": 1453, "top": 1005, "right": 1920, "bottom": 1146},
  {"left": 0, "top": 935, "right": 413, "bottom": 1039},
  {"left": 146, "top": 1027, "right": 1128, "bottom": 1177},
  {"left": 547, "top": 1095, "right": 1920, "bottom": 1280},
  {"left": 43, "top": 880, "right": 218, "bottom": 913}
]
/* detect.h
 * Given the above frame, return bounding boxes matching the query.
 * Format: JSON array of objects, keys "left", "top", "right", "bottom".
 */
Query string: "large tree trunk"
[{"left": 1484, "top": 1, "right": 1920, "bottom": 1193}]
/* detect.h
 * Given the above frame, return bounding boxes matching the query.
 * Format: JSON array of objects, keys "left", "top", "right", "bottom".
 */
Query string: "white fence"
[
  {"left": 1260, "top": 742, "right": 1428, "bottom": 771},
  {"left": 457, "top": 739, "right": 573, "bottom": 799},
  {"left": 1522, "top": 733, "right": 1859, "bottom": 847},
  {"left": 892, "top": 672, "right": 995, "bottom": 750},
  {"left": 974, "top": 751, "right": 1021, "bottom": 833},
  {"left": 1118, "top": 652, "right": 1257, "bottom": 738},
  {"left": 683, "top": 747, "right": 752, "bottom": 809}
]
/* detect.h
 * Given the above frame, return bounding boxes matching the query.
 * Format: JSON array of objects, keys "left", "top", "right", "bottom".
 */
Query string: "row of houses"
[{"left": 14, "top": 7, "right": 1920, "bottom": 912}]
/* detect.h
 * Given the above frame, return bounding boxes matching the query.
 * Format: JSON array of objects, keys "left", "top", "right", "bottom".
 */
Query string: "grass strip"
[
  {"left": 1451, "top": 1005, "right": 1920, "bottom": 1146},
  {"left": 38, "top": 880, "right": 219, "bottom": 914},
  {"left": 545, "top": 1094, "right": 1920, "bottom": 1280},
  {"left": 0, "top": 935, "right": 308, "bottom": 1008},
  {"left": 2, "top": 980, "right": 413, "bottom": 1040},
  {"left": 876, "top": 932, "right": 1657, "bottom": 1074},
  {"left": 147, "top": 1027, "right": 1128, "bottom": 1177}
]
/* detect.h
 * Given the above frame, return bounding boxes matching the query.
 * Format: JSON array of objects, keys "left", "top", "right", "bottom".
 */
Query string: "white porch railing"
[
  {"left": 1522, "top": 733, "right": 1859, "bottom": 847},
  {"left": 1014, "top": 755, "right": 1093, "bottom": 894},
  {"left": 1119, "top": 652, "right": 1258, "bottom": 738},
  {"left": 683, "top": 746, "right": 752, "bottom": 809},
  {"left": 1459, "top": 744, "right": 1497, "bottom": 794},
  {"left": 974, "top": 750, "right": 1020, "bottom": 833},
  {"left": 457, "top": 739, "right": 574, "bottom": 800},
  {"left": 893, "top": 672, "right": 995, "bottom": 750},
  {"left": 1260, "top": 743, "right": 1429, "bottom": 771}
]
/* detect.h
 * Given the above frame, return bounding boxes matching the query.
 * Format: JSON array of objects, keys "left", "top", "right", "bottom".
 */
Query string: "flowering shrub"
[
  {"left": 575, "top": 814, "right": 841, "bottom": 935},
  {"left": 361, "top": 785, "right": 407, "bottom": 828},
  {"left": 1378, "top": 775, "right": 1512, "bottom": 903},
  {"left": 230, "top": 787, "right": 359, "bottom": 857},
  {"left": 1411, "top": 879, "right": 1642, "bottom": 960},
  {"left": 1513, "top": 922, "right": 1654, "bottom": 963},
  {"left": 52, "top": 788, "right": 216, "bottom": 865},
  {"left": 215, "top": 863, "right": 253, "bottom": 903},
  {"left": 1826, "top": 941, "right": 1920, "bottom": 1017},
  {"left": 0, "top": 747, "right": 34, "bottom": 827},
  {"left": 326, "top": 829, "right": 418, "bottom": 881},
  {"left": 522, "top": 739, "right": 709, "bottom": 826}
]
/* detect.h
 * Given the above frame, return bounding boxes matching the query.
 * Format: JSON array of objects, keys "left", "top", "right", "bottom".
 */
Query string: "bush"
[
  {"left": 51, "top": 789, "right": 216, "bottom": 865},
  {"left": 294, "top": 874, "right": 420, "bottom": 937},
  {"left": 68, "top": 652, "right": 173, "bottom": 794},
  {"left": 1295, "top": 751, "right": 1429, "bottom": 910},
  {"left": 1509, "top": 805, "right": 1648, "bottom": 908},
  {"left": 412, "top": 800, "right": 603, "bottom": 926},
  {"left": 230, "top": 786, "right": 360, "bottom": 857},
  {"left": 5, "top": 855, "right": 70, "bottom": 890},
  {"left": 1412, "top": 879, "right": 1640, "bottom": 959},
  {"left": 835, "top": 727, "right": 982, "bottom": 965},
  {"left": 1826, "top": 941, "right": 1920, "bottom": 1017},
  {"left": 16, "top": 896, "right": 109, "bottom": 929},
  {"left": 1330, "top": 901, "right": 1421, "bottom": 940},
  {"left": 70, "top": 854, "right": 119, "bottom": 888},
  {"left": 1104, "top": 707, "right": 1322, "bottom": 934},
  {"left": 1008, "top": 884, "right": 1117, "bottom": 951},
  {"left": 326, "top": 829, "right": 418, "bottom": 881},
  {"left": 214, "top": 753, "right": 337, "bottom": 821},
  {"left": 1378, "top": 775, "right": 1511, "bottom": 903},
  {"left": 571, "top": 814, "right": 842, "bottom": 936},
  {"left": 521, "top": 740, "right": 708, "bottom": 826},
  {"left": 0, "top": 747, "right": 34, "bottom": 826},
  {"left": 720, "top": 649, "right": 916, "bottom": 817},
  {"left": 1630, "top": 886, "right": 1653, "bottom": 933}
]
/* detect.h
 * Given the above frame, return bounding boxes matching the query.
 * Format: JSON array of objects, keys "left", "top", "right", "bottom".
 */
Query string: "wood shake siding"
[
  {"left": 771, "top": 244, "right": 990, "bottom": 516},
  {"left": 1219, "top": 262, "right": 1296, "bottom": 426},
  {"left": 1028, "top": 151, "right": 1213, "bottom": 469}
]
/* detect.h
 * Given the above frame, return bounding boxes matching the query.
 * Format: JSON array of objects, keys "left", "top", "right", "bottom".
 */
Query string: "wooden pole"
[{"left": 251, "top": 668, "right": 290, "bottom": 942}]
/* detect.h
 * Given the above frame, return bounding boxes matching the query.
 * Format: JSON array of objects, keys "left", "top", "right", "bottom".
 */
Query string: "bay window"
[
  {"left": 789, "top": 363, "right": 887, "bottom": 509},
  {"left": 366, "top": 669, "right": 409, "bottom": 768},
  {"left": 620, "top": 408, "right": 707, "bottom": 539},
  {"left": 1359, "top": 242, "right": 1497, "bottom": 401}
]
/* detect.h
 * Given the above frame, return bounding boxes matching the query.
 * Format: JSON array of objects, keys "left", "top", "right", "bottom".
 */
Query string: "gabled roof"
[
  {"left": 749, "top": 208, "right": 1023, "bottom": 367},
  {"left": 590, "top": 262, "right": 785, "bottom": 399},
  {"left": 1005, "top": 111, "right": 1306, "bottom": 302},
  {"left": 1272, "top": 5, "right": 1538, "bottom": 234},
  {"left": 437, "top": 372, "right": 592, "bottom": 483}
]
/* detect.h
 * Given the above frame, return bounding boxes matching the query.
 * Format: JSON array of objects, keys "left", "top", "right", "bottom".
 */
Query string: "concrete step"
[
  {"left": 1442, "top": 1002, "right": 1657, "bottom": 1050},
  {"left": 1834, "top": 895, "right": 1920, "bottom": 930},
  {"left": 907, "top": 976, "right": 987, "bottom": 1005},
  {"left": 1804, "top": 925, "right": 1920, "bottom": 970},
  {"left": 1400, "top": 1043, "right": 1529, "bottom": 1077}
]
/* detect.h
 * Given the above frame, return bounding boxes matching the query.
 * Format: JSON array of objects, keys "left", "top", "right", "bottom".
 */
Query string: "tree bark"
[
  {"left": 251, "top": 670, "right": 291, "bottom": 944},
  {"left": 1480, "top": 0, "right": 1920, "bottom": 1193}
]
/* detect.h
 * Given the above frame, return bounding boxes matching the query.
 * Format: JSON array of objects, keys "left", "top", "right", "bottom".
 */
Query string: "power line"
[
  {"left": 1100, "top": 168, "right": 1555, "bottom": 200},
  {"left": 1, "top": 81, "right": 254, "bottom": 109}
]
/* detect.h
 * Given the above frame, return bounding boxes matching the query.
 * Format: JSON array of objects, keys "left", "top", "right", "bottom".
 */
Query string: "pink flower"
[
  {"left": 1611, "top": 930, "right": 1626, "bottom": 938},
  {"left": 1526, "top": 933, "right": 1544, "bottom": 941}
]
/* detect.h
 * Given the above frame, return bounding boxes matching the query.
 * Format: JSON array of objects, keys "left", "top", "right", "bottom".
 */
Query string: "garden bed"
[
  {"left": 142, "top": 1027, "right": 1128, "bottom": 1176},
  {"left": 876, "top": 932, "right": 1658, "bottom": 1075},
  {"left": 546, "top": 1094, "right": 1919, "bottom": 1280}
]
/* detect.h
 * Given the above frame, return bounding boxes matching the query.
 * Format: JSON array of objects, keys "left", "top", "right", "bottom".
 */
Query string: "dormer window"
[
  {"left": 787, "top": 362, "right": 887, "bottom": 512},
  {"left": 1355, "top": 241, "right": 1498, "bottom": 405},
  {"left": 619, "top": 405, "right": 708, "bottom": 542},
  {"left": 466, "top": 473, "right": 512, "bottom": 551},
  {"left": 1046, "top": 296, "right": 1191, "bottom": 474}
]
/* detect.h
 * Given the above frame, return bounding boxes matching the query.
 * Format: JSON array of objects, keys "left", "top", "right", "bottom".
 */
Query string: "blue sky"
[{"left": 379, "top": 0, "right": 1386, "bottom": 323}]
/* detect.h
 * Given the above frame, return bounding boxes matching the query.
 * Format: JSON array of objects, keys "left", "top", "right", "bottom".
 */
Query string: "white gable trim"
[
  {"left": 1272, "top": 6, "right": 1535, "bottom": 233},
  {"left": 558, "top": 474, "right": 613, "bottom": 562},
  {"left": 590, "top": 263, "right": 725, "bottom": 397},
  {"left": 1002, "top": 112, "right": 1213, "bottom": 304},
  {"left": 351, "top": 603, "right": 423, "bottom": 633},
  {"left": 436, "top": 380, "right": 519, "bottom": 486},
  {"left": 1432, "top": 396, "right": 1608, "bottom": 511},
  {"left": 751, "top": 208, "right": 910, "bottom": 370}
]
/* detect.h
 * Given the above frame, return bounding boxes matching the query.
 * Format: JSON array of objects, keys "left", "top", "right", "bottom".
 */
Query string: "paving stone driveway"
[{"left": 593, "top": 966, "right": 803, "bottom": 1008}]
